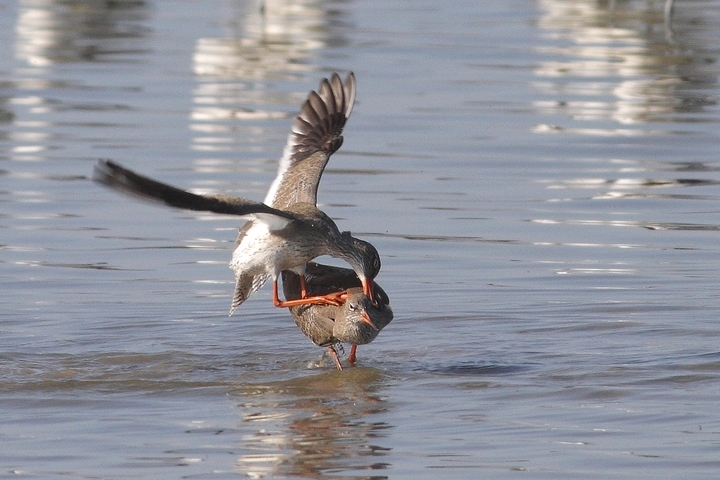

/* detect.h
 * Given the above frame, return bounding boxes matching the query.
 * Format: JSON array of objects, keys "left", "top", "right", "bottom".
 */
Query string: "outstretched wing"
[
  {"left": 263, "top": 72, "right": 356, "bottom": 209},
  {"left": 93, "top": 159, "right": 295, "bottom": 222}
]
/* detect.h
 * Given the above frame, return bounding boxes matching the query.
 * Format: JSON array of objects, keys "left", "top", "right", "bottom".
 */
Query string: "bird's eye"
[{"left": 348, "top": 303, "right": 358, "bottom": 312}]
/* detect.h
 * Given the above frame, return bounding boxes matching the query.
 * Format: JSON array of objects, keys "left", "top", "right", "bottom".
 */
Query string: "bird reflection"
[{"left": 232, "top": 368, "right": 392, "bottom": 478}]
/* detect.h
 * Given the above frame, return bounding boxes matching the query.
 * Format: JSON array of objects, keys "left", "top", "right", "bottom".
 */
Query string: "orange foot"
[
  {"left": 273, "top": 281, "right": 349, "bottom": 307},
  {"left": 316, "top": 290, "right": 349, "bottom": 305}
]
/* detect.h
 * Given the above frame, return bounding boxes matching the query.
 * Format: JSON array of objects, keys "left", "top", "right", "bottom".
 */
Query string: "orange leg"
[
  {"left": 327, "top": 346, "right": 343, "bottom": 370},
  {"left": 272, "top": 280, "right": 346, "bottom": 307},
  {"left": 348, "top": 345, "right": 358, "bottom": 365},
  {"left": 299, "top": 275, "right": 308, "bottom": 298},
  {"left": 299, "top": 275, "right": 349, "bottom": 304}
]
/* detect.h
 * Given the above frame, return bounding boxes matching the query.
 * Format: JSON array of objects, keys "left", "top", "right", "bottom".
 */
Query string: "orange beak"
[
  {"left": 361, "top": 279, "right": 378, "bottom": 307},
  {"left": 361, "top": 311, "right": 379, "bottom": 331}
]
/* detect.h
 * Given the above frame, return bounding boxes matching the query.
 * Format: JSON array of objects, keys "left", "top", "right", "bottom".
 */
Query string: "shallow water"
[{"left": 3, "top": 0, "right": 720, "bottom": 478}]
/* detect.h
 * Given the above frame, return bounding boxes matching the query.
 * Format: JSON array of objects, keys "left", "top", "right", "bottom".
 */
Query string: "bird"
[
  {"left": 92, "top": 72, "right": 381, "bottom": 315},
  {"left": 262, "top": 72, "right": 391, "bottom": 366},
  {"left": 234, "top": 71, "right": 382, "bottom": 311},
  {"left": 282, "top": 262, "right": 393, "bottom": 370}
]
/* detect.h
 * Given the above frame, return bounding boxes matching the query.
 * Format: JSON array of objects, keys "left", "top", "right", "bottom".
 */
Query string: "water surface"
[{"left": 2, "top": 0, "right": 720, "bottom": 478}]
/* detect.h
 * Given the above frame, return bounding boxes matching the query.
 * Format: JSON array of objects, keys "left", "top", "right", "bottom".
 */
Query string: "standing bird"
[
  {"left": 282, "top": 262, "right": 393, "bottom": 370},
  {"left": 92, "top": 72, "right": 381, "bottom": 314}
]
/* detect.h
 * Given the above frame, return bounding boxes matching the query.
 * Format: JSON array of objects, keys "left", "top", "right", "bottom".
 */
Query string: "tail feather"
[{"left": 229, "top": 273, "right": 269, "bottom": 315}]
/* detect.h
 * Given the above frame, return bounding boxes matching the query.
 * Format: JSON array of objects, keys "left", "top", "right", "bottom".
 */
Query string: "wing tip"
[{"left": 290, "top": 71, "right": 357, "bottom": 157}]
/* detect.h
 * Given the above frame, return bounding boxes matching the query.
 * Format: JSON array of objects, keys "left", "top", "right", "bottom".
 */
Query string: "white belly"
[{"left": 229, "top": 222, "right": 304, "bottom": 279}]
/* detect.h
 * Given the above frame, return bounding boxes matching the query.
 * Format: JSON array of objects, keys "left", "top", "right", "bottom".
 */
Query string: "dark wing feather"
[
  {"left": 264, "top": 72, "right": 356, "bottom": 209},
  {"left": 93, "top": 160, "right": 295, "bottom": 220}
]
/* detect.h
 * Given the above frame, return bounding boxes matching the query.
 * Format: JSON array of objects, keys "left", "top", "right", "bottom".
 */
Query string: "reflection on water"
[
  {"left": 191, "top": 0, "right": 347, "bottom": 175},
  {"left": 193, "top": 0, "right": 339, "bottom": 82},
  {"left": 531, "top": 2, "right": 720, "bottom": 240},
  {"left": 8, "top": 0, "right": 150, "bottom": 165},
  {"left": 534, "top": 0, "right": 719, "bottom": 129},
  {"left": 233, "top": 368, "right": 392, "bottom": 478},
  {"left": 15, "top": 0, "right": 149, "bottom": 66},
  {"left": 546, "top": 174, "right": 720, "bottom": 198},
  {"left": 535, "top": 217, "right": 720, "bottom": 232}
]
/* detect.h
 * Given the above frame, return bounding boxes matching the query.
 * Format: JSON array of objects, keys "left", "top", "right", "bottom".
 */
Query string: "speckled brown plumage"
[{"left": 282, "top": 262, "right": 393, "bottom": 370}]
